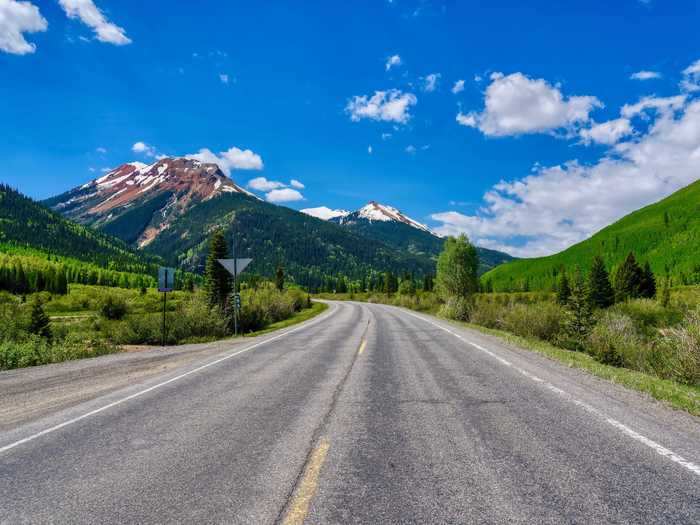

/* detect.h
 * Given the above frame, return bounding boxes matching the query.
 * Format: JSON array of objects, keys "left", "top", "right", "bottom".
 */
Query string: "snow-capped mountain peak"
[{"left": 355, "top": 201, "right": 433, "bottom": 233}]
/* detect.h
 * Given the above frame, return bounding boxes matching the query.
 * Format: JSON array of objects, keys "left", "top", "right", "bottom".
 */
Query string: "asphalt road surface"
[{"left": 1, "top": 301, "right": 698, "bottom": 524}]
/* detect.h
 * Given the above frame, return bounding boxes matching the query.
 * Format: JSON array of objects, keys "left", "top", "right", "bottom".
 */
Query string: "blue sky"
[{"left": 1, "top": 0, "right": 699, "bottom": 256}]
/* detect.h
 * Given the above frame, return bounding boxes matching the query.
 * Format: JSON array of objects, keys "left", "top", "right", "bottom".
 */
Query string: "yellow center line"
[
  {"left": 357, "top": 340, "right": 367, "bottom": 355},
  {"left": 283, "top": 439, "right": 331, "bottom": 525}
]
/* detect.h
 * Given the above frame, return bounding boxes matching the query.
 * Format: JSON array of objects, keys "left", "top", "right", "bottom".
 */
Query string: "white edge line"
[
  {"left": 0, "top": 303, "right": 338, "bottom": 455},
  {"left": 396, "top": 307, "right": 700, "bottom": 477}
]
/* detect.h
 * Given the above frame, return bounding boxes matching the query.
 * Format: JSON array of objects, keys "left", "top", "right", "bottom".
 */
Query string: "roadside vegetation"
[
  {"left": 0, "top": 230, "right": 317, "bottom": 371},
  {"left": 318, "top": 235, "right": 700, "bottom": 414}
]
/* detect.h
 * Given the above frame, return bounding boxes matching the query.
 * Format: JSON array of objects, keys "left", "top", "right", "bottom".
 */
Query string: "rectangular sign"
[
  {"left": 217, "top": 258, "right": 252, "bottom": 277},
  {"left": 158, "top": 267, "right": 176, "bottom": 292}
]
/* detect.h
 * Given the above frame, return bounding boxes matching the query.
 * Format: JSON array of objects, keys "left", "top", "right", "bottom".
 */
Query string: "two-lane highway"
[{"left": 1, "top": 301, "right": 698, "bottom": 524}]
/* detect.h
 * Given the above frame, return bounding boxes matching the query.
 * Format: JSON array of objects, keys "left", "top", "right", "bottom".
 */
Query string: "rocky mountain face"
[{"left": 44, "top": 157, "right": 253, "bottom": 247}]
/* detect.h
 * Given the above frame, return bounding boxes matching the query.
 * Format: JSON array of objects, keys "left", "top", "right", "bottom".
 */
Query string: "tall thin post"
[
  {"left": 162, "top": 290, "right": 167, "bottom": 346},
  {"left": 232, "top": 225, "right": 239, "bottom": 337}
]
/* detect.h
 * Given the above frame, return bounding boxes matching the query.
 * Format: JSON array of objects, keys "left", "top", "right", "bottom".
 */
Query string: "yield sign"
[{"left": 217, "top": 258, "right": 253, "bottom": 277}]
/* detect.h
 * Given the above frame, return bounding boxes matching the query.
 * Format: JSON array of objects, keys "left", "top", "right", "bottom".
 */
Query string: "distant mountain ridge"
[{"left": 482, "top": 178, "right": 700, "bottom": 291}]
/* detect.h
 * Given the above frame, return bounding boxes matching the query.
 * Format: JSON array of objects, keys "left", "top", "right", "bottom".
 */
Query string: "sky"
[{"left": 1, "top": 0, "right": 699, "bottom": 257}]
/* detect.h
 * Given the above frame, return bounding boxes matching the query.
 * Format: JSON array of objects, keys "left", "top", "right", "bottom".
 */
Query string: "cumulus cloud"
[
  {"left": 290, "top": 179, "right": 305, "bottom": 189},
  {"left": 0, "top": 0, "right": 47, "bottom": 55},
  {"left": 385, "top": 54, "right": 401, "bottom": 71},
  {"left": 433, "top": 90, "right": 700, "bottom": 257},
  {"left": 132, "top": 141, "right": 156, "bottom": 157},
  {"left": 452, "top": 79, "right": 465, "bottom": 94},
  {"left": 630, "top": 70, "right": 661, "bottom": 81},
  {"left": 301, "top": 207, "right": 349, "bottom": 220},
  {"left": 346, "top": 89, "right": 417, "bottom": 124},
  {"left": 621, "top": 95, "right": 687, "bottom": 119},
  {"left": 422, "top": 73, "right": 440, "bottom": 92},
  {"left": 457, "top": 72, "right": 602, "bottom": 137},
  {"left": 58, "top": 0, "right": 131, "bottom": 45},
  {"left": 681, "top": 59, "right": 700, "bottom": 93},
  {"left": 579, "top": 118, "right": 633, "bottom": 145},
  {"left": 187, "top": 146, "right": 264, "bottom": 176},
  {"left": 219, "top": 73, "right": 229, "bottom": 84},
  {"left": 266, "top": 188, "right": 304, "bottom": 203},
  {"left": 247, "top": 177, "right": 285, "bottom": 192}
]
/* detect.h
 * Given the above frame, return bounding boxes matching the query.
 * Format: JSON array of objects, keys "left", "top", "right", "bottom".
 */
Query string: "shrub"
[
  {"left": 100, "top": 295, "right": 128, "bottom": 320},
  {"left": 500, "top": 302, "right": 566, "bottom": 343},
  {"left": 612, "top": 299, "right": 680, "bottom": 330},
  {"left": 587, "top": 312, "right": 639, "bottom": 367},
  {"left": 469, "top": 300, "right": 505, "bottom": 329},
  {"left": 663, "top": 309, "right": 700, "bottom": 386},
  {"left": 439, "top": 296, "right": 472, "bottom": 321}
]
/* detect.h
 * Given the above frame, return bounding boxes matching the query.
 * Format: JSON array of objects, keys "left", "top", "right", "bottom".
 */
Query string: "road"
[{"left": 1, "top": 301, "right": 698, "bottom": 524}]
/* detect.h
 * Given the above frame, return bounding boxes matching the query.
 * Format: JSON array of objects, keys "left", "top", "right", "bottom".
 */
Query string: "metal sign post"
[
  {"left": 216, "top": 229, "right": 252, "bottom": 337},
  {"left": 158, "top": 267, "right": 175, "bottom": 346}
]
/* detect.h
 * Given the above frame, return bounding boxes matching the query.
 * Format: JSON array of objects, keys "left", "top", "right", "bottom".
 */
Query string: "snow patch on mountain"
[
  {"left": 301, "top": 206, "right": 351, "bottom": 221},
  {"left": 355, "top": 201, "right": 433, "bottom": 233}
]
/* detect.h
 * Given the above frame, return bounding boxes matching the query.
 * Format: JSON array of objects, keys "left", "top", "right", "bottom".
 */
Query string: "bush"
[
  {"left": 663, "top": 309, "right": 700, "bottom": 386},
  {"left": 439, "top": 296, "right": 472, "bottom": 321},
  {"left": 469, "top": 300, "right": 505, "bottom": 329},
  {"left": 587, "top": 312, "right": 639, "bottom": 367},
  {"left": 100, "top": 295, "right": 129, "bottom": 320},
  {"left": 612, "top": 299, "right": 680, "bottom": 330},
  {"left": 500, "top": 302, "right": 566, "bottom": 344}
]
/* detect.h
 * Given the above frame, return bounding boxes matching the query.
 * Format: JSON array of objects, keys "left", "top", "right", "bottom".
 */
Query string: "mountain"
[
  {"left": 44, "top": 158, "right": 254, "bottom": 247},
  {"left": 0, "top": 183, "right": 159, "bottom": 274},
  {"left": 45, "top": 161, "right": 438, "bottom": 289},
  {"left": 322, "top": 201, "right": 514, "bottom": 274},
  {"left": 482, "top": 179, "right": 700, "bottom": 291}
]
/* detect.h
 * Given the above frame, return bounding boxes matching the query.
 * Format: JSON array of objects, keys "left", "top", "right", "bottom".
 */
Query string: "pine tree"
[
  {"left": 556, "top": 271, "right": 571, "bottom": 305},
  {"left": 275, "top": 265, "right": 285, "bottom": 291},
  {"left": 28, "top": 299, "right": 52, "bottom": 341},
  {"left": 565, "top": 268, "right": 593, "bottom": 351},
  {"left": 639, "top": 262, "right": 657, "bottom": 299},
  {"left": 587, "top": 255, "right": 614, "bottom": 309},
  {"left": 613, "top": 252, "right": 643, "bottom": 303},
  {"left": 205, "top": 230, "right": 231, "bottom": 310},
  {"left": 660, "top": 276, "right": 671, "bottom": 307}
]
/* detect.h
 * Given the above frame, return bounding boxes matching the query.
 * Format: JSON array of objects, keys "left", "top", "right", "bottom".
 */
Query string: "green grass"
[
  {"left": 446, "top": 318, "right": 700, "bottom": 416},
  {"left": 244, "top": 301, "right": 328, "bottom": 337},
  {"left": 482, "top": 179, "right": 700, "bottom": 291}
]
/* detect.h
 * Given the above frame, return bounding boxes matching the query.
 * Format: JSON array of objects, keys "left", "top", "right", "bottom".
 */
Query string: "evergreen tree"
[
  {"left": 28, "top": 299, "right": 52, "bottom": 341},
  {"left": 660, "top": 276, "right": 671, "bottom": 308},
  {"left": 613, "top": 252, "right": 643, "bottom": 302},
  {"left": 204, "top": 230, "right": 231, "bottom": 310},
  {"left": 435, "top": 235, "right": 479, "bottom": 300},
  {"left": 183, "top": 274, "right": 195, "bottom": 293},
  {"left": 275, "top": 265, "right": 285, "bottom": 291},
  {"left": 383, "top": 271, "right": 398, "bottom": 294},
  {"left": 639, "top": 262, "right": 657, "bottom": 299},
  {"left": 556, "top": 272, "right": 571, "bottom": 305},
  {"left": 587, "top": 255, "right": 614, "bottom": 309},
  {"left": 565, "top": 268, "right": 593, "bottom": 351}
]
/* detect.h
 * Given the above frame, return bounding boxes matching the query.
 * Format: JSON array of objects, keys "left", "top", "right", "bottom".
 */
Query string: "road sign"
[
  {"left": 158, "top": 267, "right": 176, "bottom": 292},
  {"left": 217, "top": 258, "right": 252, "bottom": 277}
]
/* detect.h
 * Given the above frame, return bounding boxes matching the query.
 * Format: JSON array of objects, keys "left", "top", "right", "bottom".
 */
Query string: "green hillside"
[
  {"left": 0, "top": 183, "right": 160, "bottom": 275},
  {"left": 144, "top": 193, "right": 436, "bottom": 290},
  {"left": 482, "top": 179, "right": 700, "bottom": 291}
]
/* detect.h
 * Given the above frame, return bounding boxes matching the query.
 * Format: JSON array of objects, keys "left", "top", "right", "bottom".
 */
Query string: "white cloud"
[
  {"left": 451, "top": 79, "right": 465, "bottom": 94},
  {"left": 290, "top": 179, "right": 305, "bottom": 189},
  {"left": 405, "top": 145, "right": 416, "bottom": 154},
  {"left": 432, "top": 93, "right": 700, "bottom": 257},
  {"left": 381, "top": 132, "right": 392, "bottom": 140},
  {"left": 630, "top": 70, "right": 661, "bottom": 81},
  {"left": 187, "top": 146, "right": 263, "bottom": 176},
  {"left": 219, "top": 73, "right": 229, "bottom": 84},
  {"left": 346, "top": 89, "right": 417, "bottom": 124},
  {"left": 368, "top": 145, "right": 373, "bottom": 154},
  {"left": 681, "top": 58, "right": 700, "bottom": 93},
  {"left": 458, "top": 72, "right": 602, "bottom": 137},
  {"left": 247, "top": 177, "right": 285, "bottom": 192},
  {"left": 132, "top": 141, "right": 156, "bottom": 157},
  {"left": 0, "top": 0, "right": 47, "bottom": 55},
  {"left": 96, "top": 146, "right": 107, "bottom": 154},
  {"left": 301, "top": 207, "right": 349, "bottom": 220},
  {"left": 474, "top": 74, "right": 483, "bottom": 82},
  {"left": 423, "top": 73, "right": 440, "bottom": 92},
  {"left": 266, "top": 188, "right": 304, "bottom": 203},
  {"left": 58, "top": 0, "right": 131, "bottom": 45},
  {"left": 385, "top": 54, "right": 401, "bottom": 71},
  {"left": 621, "top": 95, "right": 686, "bottom": 119},
  {"left": 579, "top": 118, "right": 633, "bottom": 145}
]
